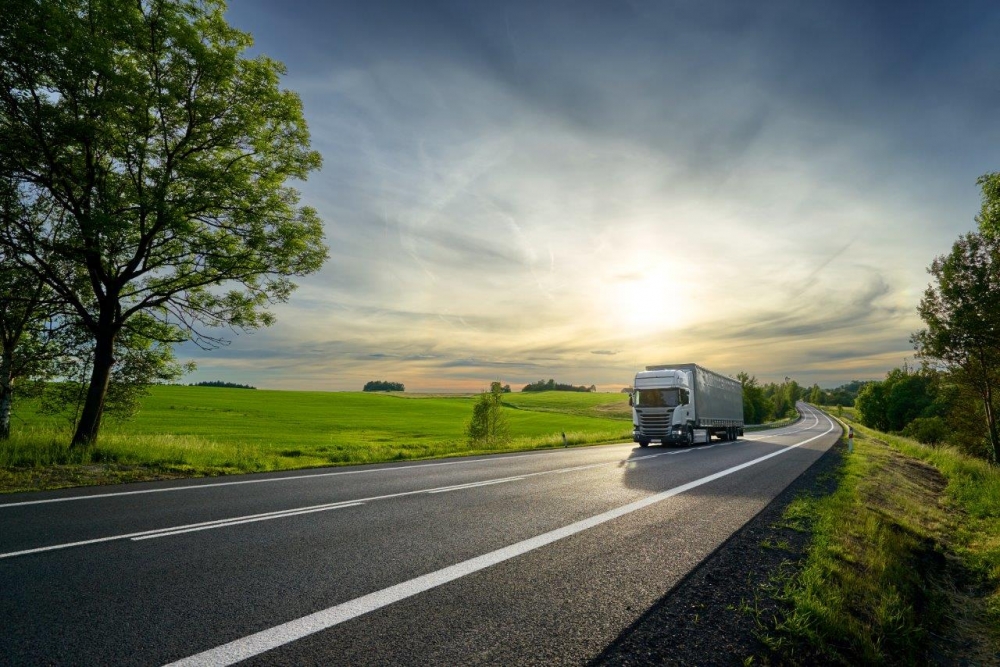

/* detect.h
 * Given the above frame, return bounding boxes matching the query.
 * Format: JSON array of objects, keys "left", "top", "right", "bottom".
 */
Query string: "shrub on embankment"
[{"left": 761, "top": 413, "right": 1000, "bottom": 665}]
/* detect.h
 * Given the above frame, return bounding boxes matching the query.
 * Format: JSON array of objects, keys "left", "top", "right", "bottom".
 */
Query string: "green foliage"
[
  {"left": 363, "top": 380, "right": 405, "bottom": 392},
  {"left": 0, "top": 0, "right": 326, "bottom": 444},
  {"left": 468, "top": 382, "right": 511, "bottom": 447},
  {"left": 856, "top": 380, "right": 890, "bottom": 432},
  {"left": 812, "top": 380, "right": 869, "bottom": 407},
  {"left": 914, "top": 228, "right": 1000, "bottom": 464},
  {"left": 521, "top": 379, "right": 595, "bottom": 392},
  {"left": 738, "top": 372, "right": 801, "bottom": 424},
  {"left": 738, "top": 372, "right": 767, "bottom": 424},
  {"left": 0, "top": 226, "right": 67, "bottom": 439},
  {"left": 40, "top": 316, "right": 190, "bottom": 424},
  {"left": 977, "top": 172, "right": 1000, "bottom": 240},
  {"left": 902, "top": 416, "right": 949, "bottom": 445}
]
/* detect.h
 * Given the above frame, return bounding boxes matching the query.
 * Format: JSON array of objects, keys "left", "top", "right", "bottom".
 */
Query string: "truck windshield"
[{"left": 635, "top": 388, "right": 687, "bottom": 407}]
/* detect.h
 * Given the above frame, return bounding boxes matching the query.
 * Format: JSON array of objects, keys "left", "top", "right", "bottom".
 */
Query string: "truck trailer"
[{"left": 630, "top": 363, "right": 744, "bottom": 447}]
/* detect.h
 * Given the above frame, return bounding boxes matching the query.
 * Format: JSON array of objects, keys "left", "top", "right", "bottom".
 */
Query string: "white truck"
[{"left": 630, "top": 363, "right": 744, "bottom": 447}]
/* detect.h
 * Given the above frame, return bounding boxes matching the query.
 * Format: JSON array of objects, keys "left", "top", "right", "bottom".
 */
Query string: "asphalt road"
[{"left": 0, "top": 403, "right": 839, "bottom": 666}]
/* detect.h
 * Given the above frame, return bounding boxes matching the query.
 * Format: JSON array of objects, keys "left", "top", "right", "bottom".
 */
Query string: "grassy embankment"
[
  {"left": 761, "top": 408, "right": 1000, "bottom": 665},
  {"left": 0, "top": 386, "right": 633, "bottom": 493}
]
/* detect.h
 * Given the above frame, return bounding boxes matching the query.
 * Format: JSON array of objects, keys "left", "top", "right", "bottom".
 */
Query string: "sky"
[{"left": 180, "top": 0, "right": 1000, "bottom": 392}]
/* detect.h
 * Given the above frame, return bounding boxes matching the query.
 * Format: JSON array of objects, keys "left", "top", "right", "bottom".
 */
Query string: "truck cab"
[{"left": 631, "top": 369, "right": 698, "bottom": 446}]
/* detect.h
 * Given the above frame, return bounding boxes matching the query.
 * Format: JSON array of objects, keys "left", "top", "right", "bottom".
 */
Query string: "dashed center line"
[{"left": 426, "top": 478, "right": 524, "bottom": 494}]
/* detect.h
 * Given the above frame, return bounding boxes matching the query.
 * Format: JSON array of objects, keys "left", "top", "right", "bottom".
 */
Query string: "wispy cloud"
[{"left": 191, "top": 1, "right": 1000, "bottom": 391}]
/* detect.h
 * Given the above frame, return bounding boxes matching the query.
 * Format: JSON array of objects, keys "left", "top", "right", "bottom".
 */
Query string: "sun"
[{"left": 611, "top": 266, "right": 697, "bottom": 332}]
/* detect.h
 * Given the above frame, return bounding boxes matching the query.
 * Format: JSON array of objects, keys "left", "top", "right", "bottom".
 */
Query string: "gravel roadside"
[{"left": 591, "top": 437, "right": 847, "bottom": 666}]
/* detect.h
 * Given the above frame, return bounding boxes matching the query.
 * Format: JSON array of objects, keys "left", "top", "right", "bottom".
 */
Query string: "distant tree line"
[
  {"left": 522, "top": 379, "right": 596, "bottom": 393},
  {"left": 804, "top": 380, "right": 867, "bottom": 407},
  {"left": 191, "top": 381, "right": 256, "bottom": 390},
  {"left": 363, "top": 380, "right": 404, "bottom": 392},
  {"left": 738, "top": 373, "right": 804, "bottom": 425}
]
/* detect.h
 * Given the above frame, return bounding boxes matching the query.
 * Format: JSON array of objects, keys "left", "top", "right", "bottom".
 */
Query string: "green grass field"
[
  {"left": 0, "top": 387, "right": 633, "bottom": 492},
  {"left": 761, "top": 410, "right": 1000, "bottom": 664}
]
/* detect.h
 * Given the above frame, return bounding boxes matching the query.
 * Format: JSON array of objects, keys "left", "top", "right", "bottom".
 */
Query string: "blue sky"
[{"left": 181, "top": 0, "right": 1000, "bottom": 392}]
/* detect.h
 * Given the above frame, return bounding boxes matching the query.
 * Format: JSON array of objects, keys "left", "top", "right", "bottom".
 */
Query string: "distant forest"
[
  {"left": 522, "top": 379, "right": 596, "bottom": 393},
  {"left": 191, "top": 381, "right": 256, "bottom": 390},
  {"left": 363, "top": 380, "right": 405, "bottom": 392}
]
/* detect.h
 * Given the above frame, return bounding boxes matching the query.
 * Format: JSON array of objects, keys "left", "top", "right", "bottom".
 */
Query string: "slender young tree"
[{"left": 0, "top": 0, "right": 327, "bottom": 445}]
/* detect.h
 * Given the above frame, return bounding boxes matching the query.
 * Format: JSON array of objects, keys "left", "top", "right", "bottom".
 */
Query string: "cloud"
[{"left": 190, "top": 1, "right": 1000, "bottom": 392}]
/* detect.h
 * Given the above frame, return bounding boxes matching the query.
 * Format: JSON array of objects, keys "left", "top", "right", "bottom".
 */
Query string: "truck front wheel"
[
  {"left": 638, "top": 439, "right": 649, "bottom": 448},
  {"left": 686, "top": 426, "right": 695, "bottom": 446}
]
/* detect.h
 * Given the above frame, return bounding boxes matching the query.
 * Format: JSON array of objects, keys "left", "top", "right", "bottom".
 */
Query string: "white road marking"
[
  {"left": 0, "top": 457, "right": 646, "bottom": 558},
  {"left": 425, "top": 478, "right": 524, "bottom": 494},
  {"left": 2, "top": 410, "right": 821, "bottom": 510},
  {"left": 0, "top": 449, "right": 616, "bottom": 509},
  {"left": 2, "top": 409, "right": 830, "bottom": 559},
  {"left": 0, "top": 501, "right": 364, "bottom": 559},
  {"left": 165, "top": 413, "right": 838, "bottom": 667},
  {"left": 743, "top": 411, "right": 819, "bottom": 440},
  {"left": 131, "top": 504, "right": 365, "bottom": 541}
]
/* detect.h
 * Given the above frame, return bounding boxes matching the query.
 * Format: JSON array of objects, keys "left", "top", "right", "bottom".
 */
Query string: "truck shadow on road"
[{"left": 614, "top": 440, "right": 784, "bottom": 499}]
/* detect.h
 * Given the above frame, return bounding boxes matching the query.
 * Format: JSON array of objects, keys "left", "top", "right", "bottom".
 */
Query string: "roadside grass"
[
  {"left": 760, "top": 412, "right": 1000, "bottom": 665},
  {"left": 0, "top": 386, "right": 632, "bottom": 493}
]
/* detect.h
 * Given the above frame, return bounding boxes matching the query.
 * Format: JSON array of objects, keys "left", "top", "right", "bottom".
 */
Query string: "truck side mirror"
[{"left": 628, "top": 394, "right": 634, "bottom": 407}]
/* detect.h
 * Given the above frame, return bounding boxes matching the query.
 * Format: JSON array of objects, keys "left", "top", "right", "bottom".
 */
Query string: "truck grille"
[{"left": 638, "top": 412, "right": 671, "bottom": 436}]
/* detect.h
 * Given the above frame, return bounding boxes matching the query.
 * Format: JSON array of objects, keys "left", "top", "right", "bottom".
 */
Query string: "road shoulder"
[{"left": 592, "top": 436, "right": 846, "bottom": 665}]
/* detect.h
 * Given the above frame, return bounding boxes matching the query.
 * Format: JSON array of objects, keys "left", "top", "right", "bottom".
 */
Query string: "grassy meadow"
[
  {"left": 0, "top": 387, "right": 633, "bottom": 493},
  {"left": 761, "top": 410, "right": 1000, "bottom": 664}
]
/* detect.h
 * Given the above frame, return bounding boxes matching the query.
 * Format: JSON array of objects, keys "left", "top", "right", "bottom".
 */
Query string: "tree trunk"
[
  {"left": 976, "top": 348, "right": 999, "bottom": 465},
  {"left": 71, "top": 332, "right": 116, "bottom": 447},
  {"left": 0, "top": 350, "right": 12, "bottom": 440},
  {"left": 983, "top": 382, "right": 999, "bottom": 466}
]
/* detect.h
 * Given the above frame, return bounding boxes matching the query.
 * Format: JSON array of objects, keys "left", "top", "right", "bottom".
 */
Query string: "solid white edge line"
[{"left": 164, "top": 411, "right": 838, "bottom": 667}]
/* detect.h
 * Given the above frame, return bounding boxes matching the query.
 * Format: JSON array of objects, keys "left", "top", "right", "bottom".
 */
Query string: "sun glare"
[{"left": 611, "top": 266, "right": 698, "bottom": 332}]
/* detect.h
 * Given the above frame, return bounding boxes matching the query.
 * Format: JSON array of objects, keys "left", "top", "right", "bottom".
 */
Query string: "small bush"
[
  {"left": 467, "top": 382, "right": 510, "bottom": 448},
  {"left": 902, "top": 416, "right": 949, "bottom": 445}
]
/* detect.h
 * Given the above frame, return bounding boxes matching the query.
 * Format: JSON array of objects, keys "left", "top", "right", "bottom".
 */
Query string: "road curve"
[{"left": 0, "top": 403, "right": 839, "bottom": 665}]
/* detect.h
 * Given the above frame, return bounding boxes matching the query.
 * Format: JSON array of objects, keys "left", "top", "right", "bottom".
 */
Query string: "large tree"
[
  {"left": 0, "top": 0, "right": 327, "bottom": 445},
  {"left": 914, "top": 231, "right": 1000, "bottom": 464}
]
